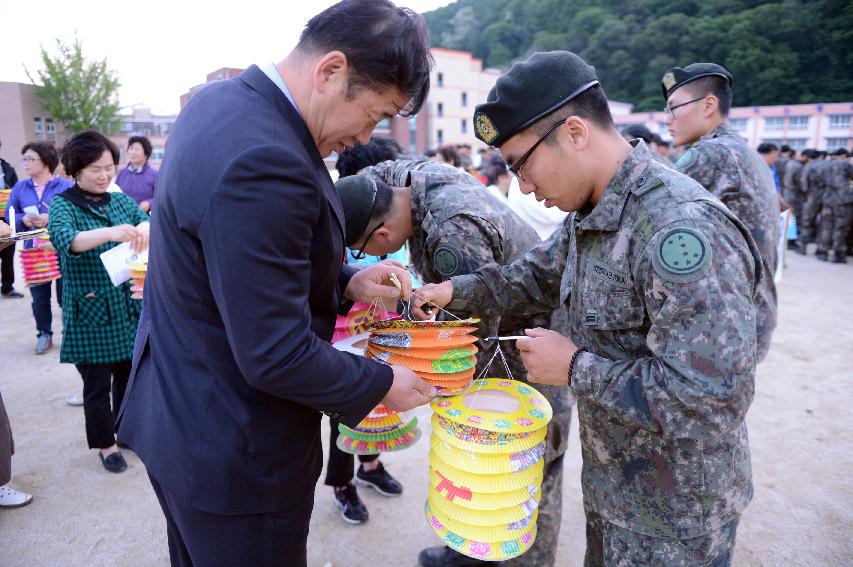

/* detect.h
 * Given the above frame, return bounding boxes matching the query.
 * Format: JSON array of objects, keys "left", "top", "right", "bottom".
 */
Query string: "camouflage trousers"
[
  {"left": 583, "top": 509, "right": 740, "bottom": 567},
  {"left": 478, "top": 343, "right": 573, "bottom": 567},
  {"left": 798, "top": 190, "right": 824, "bottom": 244},
  {"left": 817, "top": 203, "right": 853, "bottom": 256}
]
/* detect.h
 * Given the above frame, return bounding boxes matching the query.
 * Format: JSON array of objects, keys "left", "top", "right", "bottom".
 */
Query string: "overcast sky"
[{"left": 1, "top": 0, "right": 454, "bottom": 115}]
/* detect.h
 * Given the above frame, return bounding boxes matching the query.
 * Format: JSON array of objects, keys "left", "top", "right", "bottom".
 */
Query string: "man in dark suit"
[{"left": 117, "top": 2, "right": 434, "bottom": 565}]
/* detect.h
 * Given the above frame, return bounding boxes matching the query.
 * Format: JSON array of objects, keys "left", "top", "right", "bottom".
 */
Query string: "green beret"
[
  {"left": 661, "top": 63, "right": 733, "bottom": 100},
  {"left": 473, "top": 51, "right": 599, "bottom": 147},
  {"left": 335, "top": 174, "right": 378, "bottom": 247}
]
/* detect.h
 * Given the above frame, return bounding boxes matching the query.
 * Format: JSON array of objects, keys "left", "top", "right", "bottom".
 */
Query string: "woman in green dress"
[{"left": 48, "top": 130, "right": 149, "bottom": 473}]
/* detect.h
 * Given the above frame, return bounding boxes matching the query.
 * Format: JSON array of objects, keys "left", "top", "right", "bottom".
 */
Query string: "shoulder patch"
[
  {"left": 674, "top": 148, "right": 696, "bottom": 170},
  {"left": 433, "top": 245, "right": 464, "bottom": 277},
  {"left": 474, "top": 112, "right": 499, "bottom": 145},
  {"left": 654, "top": 227, "right": 712, "bottom": 282}
]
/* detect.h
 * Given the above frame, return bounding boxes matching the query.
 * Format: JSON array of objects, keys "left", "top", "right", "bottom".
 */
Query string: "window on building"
[
  {"left": 825, "top": 137, "right": 850, "bottom": 150},
  {"left": 788, "top": 116, "right": 809, "bottom": 130},
  {"left": 461, "top": 92, "right": 468, "bottom": 107},
  {"left": 437, "top": 129, "right": 444, "bottom": 145},
  {"left": 409, "top": 116, "right": 418, "bottom": 155},
  {"left": 461, "top": 119, "right": 467, "bottom": 134},
  {"left": 45, "top": 119, "right": 56, "bottom": 143},
  {"left": 437, "top": 102, "right": 443, "bottom": 117},
  {"left": 151, "top": 148, "right": 166, "bottom": 162},
  {"left": 729, "top": 118, "right": 748, "bottom": 131},
  {"left": 437, "top": 72, "right": 444, "bottom": 87},
  {"left": 32, "top": 118, "right": 45, "bottom": 140},
  {"left": 121, "top": 122, "right": 134, "bottom": 133},
  {"left": 764, "top": 117, "right": 785, "bottom": 130},
  {"left": 786, "top": 138, "right": 808, "bottom": 151},
  {"left": 761, "top": 138, "right": 785, "bottom": 147},
  {"left": 828, "top": 115, "right": 851, "bottom": 130}
]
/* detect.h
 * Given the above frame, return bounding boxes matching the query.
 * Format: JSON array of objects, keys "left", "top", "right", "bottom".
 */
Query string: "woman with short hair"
[
  {"left": 114, "top": 135, "right": 157, "bottom": 213},
  {"left": 48, "top": 130, "right": 149, "bottom": 473},
  {"left": 4, "top": 141, "right": 73, "bottom": 354}
]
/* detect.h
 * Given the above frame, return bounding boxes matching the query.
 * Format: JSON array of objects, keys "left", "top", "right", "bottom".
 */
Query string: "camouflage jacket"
[
  {"left": 782, "top": 159, "right": 804, "bottom": 202},
  {"left": 451, "top": 142, "right": 760, "bottom": 539},
  {"left": 821, "top": 160, "right": 853, "bottom": 206},
  {"left": 801, "top": 160, "right": 827, "bottom": 198},
  {"left": 361, "top": 158, "right": 552, "bottom": 376},
  {"left": 674, "top": 123, "right": 778, "bottom": 362}
]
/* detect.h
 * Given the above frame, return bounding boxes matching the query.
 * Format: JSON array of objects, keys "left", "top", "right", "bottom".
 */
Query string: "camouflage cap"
[
  {"left": 473, "top": 51, "right": 599, "bottom": 147},
  {"left": 335, "top": 174, "right": 378, "bottom": 247},
  {"left": 661, "top": 63, "right": 733, "bottom": 100}
]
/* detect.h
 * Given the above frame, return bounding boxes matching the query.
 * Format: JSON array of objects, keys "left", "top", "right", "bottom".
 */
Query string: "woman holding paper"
[
  {"left": 5, "top": 141, "right": 73, "bottom": 354},
  {"left": 47, "top": 130, "right": 148, "bottom": 474}
]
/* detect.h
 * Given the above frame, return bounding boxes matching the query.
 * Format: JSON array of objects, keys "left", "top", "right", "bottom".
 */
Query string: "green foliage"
[
  {"left": 423, "top": 0, "right": 852, "bottom": 110},
  {"left": 26, "top": 36, "right": 121, "bottom": 135}
]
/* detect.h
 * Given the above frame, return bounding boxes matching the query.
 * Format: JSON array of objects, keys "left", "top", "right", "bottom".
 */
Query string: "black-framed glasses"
[
  {"left": 351, "top": 222, "right": 384, "bottom": 260},
  {"left": 508, "top": 121, "right": 564, "bottom": 182},
  {"left": 664, "top": 95, "right": 706, "bottom": 119}
]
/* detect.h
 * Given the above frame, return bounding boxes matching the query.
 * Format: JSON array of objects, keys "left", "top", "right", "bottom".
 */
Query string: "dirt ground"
[{"left": 0, "top": 250, "right": 851, "bottom": 567}]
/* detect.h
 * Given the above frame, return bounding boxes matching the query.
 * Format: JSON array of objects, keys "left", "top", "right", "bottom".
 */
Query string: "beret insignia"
[
  {"left": 474, "top": 112, "right": 499, "bottom": 145},
  {"left": 662, "top": 71, "right": 677, "bottom": 93}
]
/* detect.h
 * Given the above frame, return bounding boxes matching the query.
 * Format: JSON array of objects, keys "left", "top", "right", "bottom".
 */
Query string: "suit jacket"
[{"left": 117, "top": 65, "right": 393, "bottom": 515}]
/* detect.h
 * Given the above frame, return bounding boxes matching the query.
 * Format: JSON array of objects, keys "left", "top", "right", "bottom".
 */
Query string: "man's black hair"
[
  {"left": 683, "top": 76, "right": 733, "bottom": 117},
  {"left": 297, "top": 0, "right": 433, "bottom": 116},
  {"left": 529, "top": 85, "right": 614, "bottom": 145},
  {"left": 757, "top": 143, "right": 779, "bottom": 154},
  {"left": 61, "top": 130, "right": 120, "bottom": 178},
  {"left": 336, "top": 137, "right": 400, "bottom": 178}
]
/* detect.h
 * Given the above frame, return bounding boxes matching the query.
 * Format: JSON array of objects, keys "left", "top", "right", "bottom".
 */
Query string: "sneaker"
[
  {"left": 787, "top": 240, "right": 799, "bottom": 251},
  {"left": 355, "top": 462, "right": 403, "bottom": 496},
  {"left": 66, "top": 393, "right": 84, "bottom": 406},
  {"left": 35, "top": 333, "right": 52, "bottom": 355},
  {"left": 832, "top": 254, "right": 848, "bottom": 264},
  {"left": 0, "top": 484, "right": 33, "bottom": 508},
  {"left": 795, "top": 241, "right": 808, "bottom": 255},
  {"left": 99, "top": 451, "right": 128, "bottom": 473},
  {"left": 1, "top": 290, "right": 23, "bottom": 299},
  {"left": 333, "top": 483, "right": 369, "bottom": 524},
  {"left": 418, "top": 546, "right": 504, "bottom": 567}
]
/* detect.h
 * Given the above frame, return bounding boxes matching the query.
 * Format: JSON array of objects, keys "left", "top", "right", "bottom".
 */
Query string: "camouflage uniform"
[
  {"left": 816, "top": 160, "right": 853, "bottom": 258},
  {"left": 449, "top": 142, "right": 760, "bottom": 566},
  {"left": 673, "top": 123, "right": 779, "bottom": 362},
  {"left": 782, "top": 158, "right": 805, "bottom": 221},
  {"left": 361, "top": 158, "right": 572, "bottom": 567},
  {"left": 799, "top": 159, "right": 828, "bottom": 246}
]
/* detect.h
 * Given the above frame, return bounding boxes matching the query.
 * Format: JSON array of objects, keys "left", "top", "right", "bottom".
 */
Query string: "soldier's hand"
[
  {"left": 345, "top": 262, "right": 413, "bottom": 302},
  {"left": 381, "top": 365, "right": 437, "bottom": 412},
  {"left": 411, "top": 281, "right": 453, "bottom": 320},
  {"left": 516, "top": 328, "right": 577, "bottom": 386}
]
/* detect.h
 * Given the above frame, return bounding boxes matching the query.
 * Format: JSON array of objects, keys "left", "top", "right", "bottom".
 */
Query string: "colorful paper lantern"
[
  {"left": 128, "top": 261, "right": 147, "bottom": 300},
  {"left": 20, "top": 240, "right": 60, "bottom": 287},
  {"left": 426, "top": 378, "right": 552, "bottom": 561}
]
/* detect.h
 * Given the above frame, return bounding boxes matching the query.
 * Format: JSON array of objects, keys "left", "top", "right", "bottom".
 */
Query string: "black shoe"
[
  {"left": 815, "top": 250, "right": 829, "bottom": 261},
  {"left": 832, "top": 254, "right": 848, "bottom": 264},
  {"left": 418, "top": 546, "right": 504, "bottom": 567},
  {"left": 99, "top": 451, "right": 128, "bottom": 473},
  {"left": 796, "top": 242, "right": 808, "bottom": 255},
  {"left": 1, "top": 290, "right": 23, "bottom": 299},
  {"left": 333, "top": 484, "right": 368, "bottom": 524},
  {"left": 355, "top": 462, "right": 403, "bottom": 496},
  {"left": 787, "top": 240, "right": 799, "bottom": 251}
]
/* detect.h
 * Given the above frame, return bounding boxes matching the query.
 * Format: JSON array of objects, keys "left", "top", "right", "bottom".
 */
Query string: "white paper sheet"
[{"left": 100, "top": 242, "right": 148, "bottom": 286}]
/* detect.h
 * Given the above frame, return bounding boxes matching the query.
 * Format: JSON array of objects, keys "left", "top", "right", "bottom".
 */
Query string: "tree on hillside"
[{"left": 27, "top": 36, "right": 121, "bottom": 135}]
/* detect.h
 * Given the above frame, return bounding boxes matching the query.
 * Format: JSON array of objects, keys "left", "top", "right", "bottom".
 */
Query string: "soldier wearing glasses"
[
  {"left": 414, "top": 51, "right": 762, "bottom": 566},
  {"left": 335, "top": 159, "right": 573, "bottom": 567},
  {"left": 662, "top": 63, "right": 779, "bottom": 362}
]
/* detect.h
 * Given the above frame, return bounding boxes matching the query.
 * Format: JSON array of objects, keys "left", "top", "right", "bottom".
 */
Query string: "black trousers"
[
  {"left": 75, "top": 360, "right": 131, "bottom": 449},
  {"left": 324, "top": 418, "right": 378, "bottom": 487},
  {"left": 0, "top": 242, "right": 14, "bottom": 295},
  {"left": 148, "top": 472, "right": 312, "bottom": 567}
]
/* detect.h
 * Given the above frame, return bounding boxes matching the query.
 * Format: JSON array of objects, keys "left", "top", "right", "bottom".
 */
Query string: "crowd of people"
[{"left": 1, "top": 0, "right": 851, "bottom": 566}]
